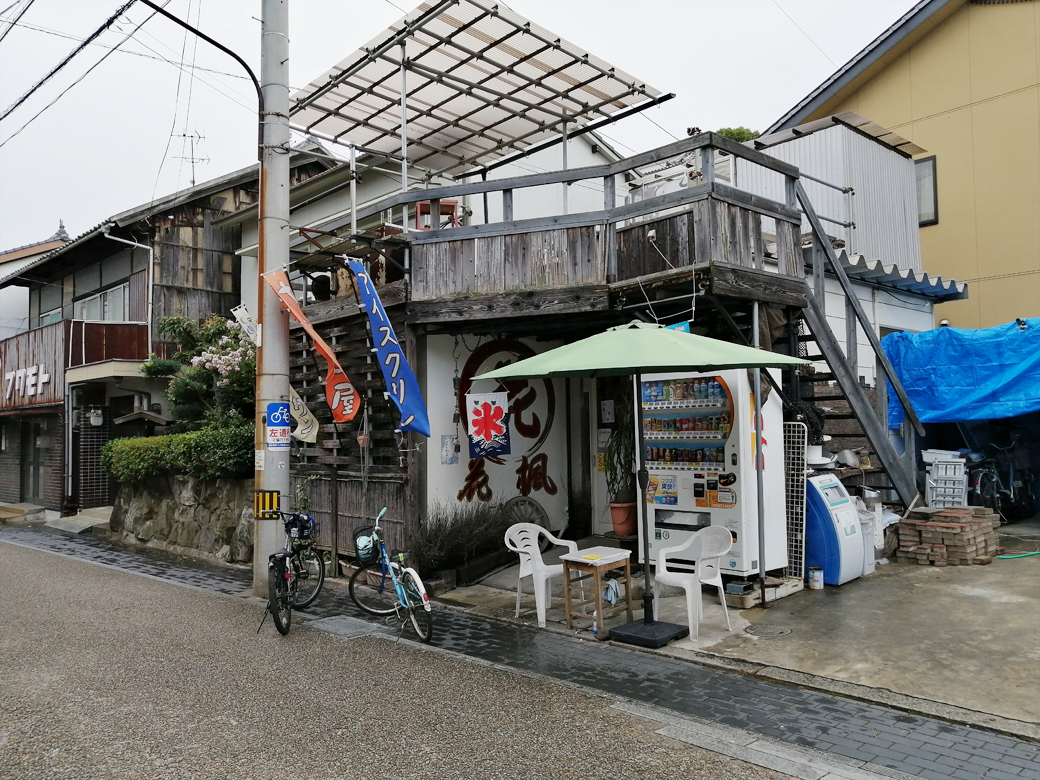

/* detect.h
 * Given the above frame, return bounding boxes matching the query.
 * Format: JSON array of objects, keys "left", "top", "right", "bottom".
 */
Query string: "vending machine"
[{"left": 637, "top": 369, "right": 788, "bottom": 576}]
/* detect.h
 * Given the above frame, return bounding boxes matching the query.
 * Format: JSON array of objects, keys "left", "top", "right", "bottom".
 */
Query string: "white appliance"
[{"left": 637, "top": 369, "right": 788, "bottom": 576}]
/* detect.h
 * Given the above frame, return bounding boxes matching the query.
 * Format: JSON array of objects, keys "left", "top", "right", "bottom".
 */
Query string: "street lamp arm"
[{"left": 138, "top": 0, "right": 264, "bottom": 159}]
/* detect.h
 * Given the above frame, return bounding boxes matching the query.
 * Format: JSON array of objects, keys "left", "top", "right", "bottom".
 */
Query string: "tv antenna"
[{"left": 173, "top": 130, "right": 210, "bottom": 186}]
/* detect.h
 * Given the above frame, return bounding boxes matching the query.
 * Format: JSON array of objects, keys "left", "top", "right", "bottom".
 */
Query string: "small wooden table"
[{"left": 560, "top": 546, "right": 634, "bottom": 640}]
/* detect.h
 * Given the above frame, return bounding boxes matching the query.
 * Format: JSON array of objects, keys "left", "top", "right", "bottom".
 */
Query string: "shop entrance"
[{"left": 21, "top": 420, "right": 48, "bottom": 505}]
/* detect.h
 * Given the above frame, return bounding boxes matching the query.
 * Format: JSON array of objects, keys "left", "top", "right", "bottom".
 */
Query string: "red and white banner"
[{"left": 263, "top": 269, "right": 359, "bottom": 423}]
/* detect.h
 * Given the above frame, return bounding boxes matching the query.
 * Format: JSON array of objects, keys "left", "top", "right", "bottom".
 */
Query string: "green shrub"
[
  {"left": 409, "top": 501, "right": 514, "bottom": 576},
  {"left": 102, "top": 425, "right": 254, "bottom": 482}
]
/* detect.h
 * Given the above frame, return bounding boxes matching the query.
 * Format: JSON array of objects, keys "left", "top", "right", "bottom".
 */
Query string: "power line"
[
  {"left": 771, "top": 0, "right": 837, "bottom": 68},
  {"left": 0, "top": 0, "right": 136, "bottom": 123},
  {"left": 151, "top": 0, "right": 194, "bottom": 202},
  {"left": 0, "top": 3, "right": 162, "bottom": 149},
  {"left": 0, "top": 0, "right": 34, "bottom": 46}
]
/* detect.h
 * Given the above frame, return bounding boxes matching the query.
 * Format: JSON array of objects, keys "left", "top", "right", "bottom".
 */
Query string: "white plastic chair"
[
  {"left": 504, "top": 523, "right": 577, "bottom": 628},
  {"left": 653, "top": 525, "right": 733, "bottom": 639}
]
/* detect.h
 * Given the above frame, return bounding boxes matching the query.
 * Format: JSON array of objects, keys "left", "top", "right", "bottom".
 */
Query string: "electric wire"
[
  {"left": 771, "top": 0, "right": 838, "bottom": 68},
  {"left": 174, "top": 0, "right": 203, "bottom": 188},
  {"left": 151, "top": 0, "right": 195, "bottom": 203},
  {"left": 0, "top": 0, "right": 136, "bottom": 123},
  {"left": 0, "top": 3, "right": 163, "bottom": 150},
  {"left": 0, "top": 0, "right": 33, "bottom": 46}
]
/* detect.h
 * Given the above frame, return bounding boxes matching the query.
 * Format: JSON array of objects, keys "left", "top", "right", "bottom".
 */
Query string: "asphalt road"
[{"left": 0, "top": 543, "right": 791, "bottom": 780}]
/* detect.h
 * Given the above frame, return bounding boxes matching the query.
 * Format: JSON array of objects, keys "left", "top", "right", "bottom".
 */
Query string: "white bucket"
[{"left": 808, "top": 567, "right": 824, "bottom": 590}]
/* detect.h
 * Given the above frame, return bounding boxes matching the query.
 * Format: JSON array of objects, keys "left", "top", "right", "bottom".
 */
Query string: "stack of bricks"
[{"left": 896, "top": 506, "right": 1001, "bottom": 566}]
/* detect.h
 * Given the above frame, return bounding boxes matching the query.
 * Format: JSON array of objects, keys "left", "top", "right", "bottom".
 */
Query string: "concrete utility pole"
[{"left": 254, "top": 0, "right": 291, "bottom": 596}]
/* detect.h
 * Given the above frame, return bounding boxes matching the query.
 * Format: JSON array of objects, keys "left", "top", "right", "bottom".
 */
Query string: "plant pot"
[{"left": 609, "top": 503, "right": 637, "bottom": 537}]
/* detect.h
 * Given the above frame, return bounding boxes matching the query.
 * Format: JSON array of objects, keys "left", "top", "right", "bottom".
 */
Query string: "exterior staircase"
[
  {"left": 790, "top": 184, "right": 924, "bottom": 506},
  {"left": 45, "top": 506, "right": 113, "bottom": 535}
]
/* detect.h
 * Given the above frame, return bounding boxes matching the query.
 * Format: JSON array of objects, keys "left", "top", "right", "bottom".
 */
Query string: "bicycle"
[
  {"left": 970, "top": 433, "right": 1036, "bottom": 523},
  {"left": 265, "top": 510, "right": 325, "bottom": 636},
  {"left": 348, "top": 507, "right": 433, "bottom": 643}
]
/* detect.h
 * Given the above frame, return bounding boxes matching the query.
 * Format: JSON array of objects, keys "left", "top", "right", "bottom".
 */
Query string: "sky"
[{"left": 0, "top": 0, "right": 916, "bottom": 250}]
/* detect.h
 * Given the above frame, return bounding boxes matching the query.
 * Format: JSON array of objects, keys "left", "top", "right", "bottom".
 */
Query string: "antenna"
[{"left": 173, "top": 130, "right": 209, "bottom": 186}]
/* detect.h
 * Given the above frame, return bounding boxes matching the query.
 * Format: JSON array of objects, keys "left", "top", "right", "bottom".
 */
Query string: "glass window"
[
  {"left": 106, "top": 284, "right": 126, "bottom": 321},
  {"left": 915, "top": 156, "right": 937, "bottom": 227},
  {"left": 39, "top": 309, "right": 61, "bottom": 326},
  {"left": 74, "top": 282, "right": 130, "bottom": 321}
]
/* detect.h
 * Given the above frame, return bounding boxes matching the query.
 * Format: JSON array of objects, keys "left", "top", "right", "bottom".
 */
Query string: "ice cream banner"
[
  {"left": 346, "top": 259, "right": 430, "bottom": 437},
  {"left": 465, "top": 392, "right": 510, "bottom": 458},
  {"left": 263, "top": 268, "right": 359, "bottom": 423}
]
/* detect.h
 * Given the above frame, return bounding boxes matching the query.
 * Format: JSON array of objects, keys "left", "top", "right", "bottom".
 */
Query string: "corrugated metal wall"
[{"left": 736, "top": 125, "right": 921, "bottom": 272}]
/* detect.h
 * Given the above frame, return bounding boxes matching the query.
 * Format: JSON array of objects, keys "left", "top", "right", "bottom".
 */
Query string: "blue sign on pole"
[
  {"left": 347, "top": 259, "right": 431, "bottom": 437},
  {"left": 266, "top": 402, "right": 291, "bottom": 449}
]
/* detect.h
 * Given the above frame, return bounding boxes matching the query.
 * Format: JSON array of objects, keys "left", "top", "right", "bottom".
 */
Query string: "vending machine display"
[{"left": 638, "top": 369, "right": 788, "bottom": 577}]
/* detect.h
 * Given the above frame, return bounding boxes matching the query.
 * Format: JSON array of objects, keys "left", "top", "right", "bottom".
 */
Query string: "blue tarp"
[{"left": 883, "top": 318, "right": 1040, "bottom": 425}]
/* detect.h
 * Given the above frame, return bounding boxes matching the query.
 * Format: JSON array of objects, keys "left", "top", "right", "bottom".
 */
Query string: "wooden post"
[
  {"left": 604, "top": 174, "right": 617, "bottom": 282},
  {"left": 502, "top": 189, "right": 513, "bottom": 222},
  {"left": 429, "top": 199, "right": 440, "bottom": 232}
]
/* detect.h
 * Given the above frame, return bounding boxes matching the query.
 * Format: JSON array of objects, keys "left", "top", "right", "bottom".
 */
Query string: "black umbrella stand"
[{"left": 609, "top": 372, "right": 689, "bottom": 648}]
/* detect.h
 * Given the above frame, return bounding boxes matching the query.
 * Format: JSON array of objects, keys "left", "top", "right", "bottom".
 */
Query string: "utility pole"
[{"left": 254, "top": 0, "right": 291, "bottom": 596}]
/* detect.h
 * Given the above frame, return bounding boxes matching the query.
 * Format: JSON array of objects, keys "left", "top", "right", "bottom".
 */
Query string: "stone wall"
[{"left": 110, "top": 476, "right": 254, "bottom": 562}]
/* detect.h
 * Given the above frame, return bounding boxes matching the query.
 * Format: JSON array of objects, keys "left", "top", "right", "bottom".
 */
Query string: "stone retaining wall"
[{"left": 109, "top": 476, "right": 254, "bottom": 562}]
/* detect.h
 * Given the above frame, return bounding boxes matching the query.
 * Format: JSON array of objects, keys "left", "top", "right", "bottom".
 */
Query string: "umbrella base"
[{"left": 609, "top": 619, "right": 689, "bottom": 648}]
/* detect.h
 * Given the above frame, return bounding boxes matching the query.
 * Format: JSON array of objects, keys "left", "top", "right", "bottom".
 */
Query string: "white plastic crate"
[
  {"left": 922, "top": 449, "right": 961, "bottom": 464},
  {"left": 926, "top": 457, "right": 968, "bottom": 507}
]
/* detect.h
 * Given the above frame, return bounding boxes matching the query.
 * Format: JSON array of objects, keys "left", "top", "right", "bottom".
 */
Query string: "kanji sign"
[
  {"left": 466, "top": 392, "right": 510, "bottom": 458},
  {"left": 347, "top": 259, "right": 430, "bottom": 437}
]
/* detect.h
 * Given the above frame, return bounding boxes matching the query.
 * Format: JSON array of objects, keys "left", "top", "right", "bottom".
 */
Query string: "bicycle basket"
[
  {"left": 353, "top": 526, "right": 377, "bottom": 564},
  {"left": 287, "top": 513, "right": 317, "bottom": 544}
]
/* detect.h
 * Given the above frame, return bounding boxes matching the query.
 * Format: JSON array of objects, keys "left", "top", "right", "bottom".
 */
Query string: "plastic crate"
[
  {"left": 928, "top": 459, "right": 965, "bottom": 479},
  {"left": 926, "top": 474, "right": 968, "bottom": 507}
]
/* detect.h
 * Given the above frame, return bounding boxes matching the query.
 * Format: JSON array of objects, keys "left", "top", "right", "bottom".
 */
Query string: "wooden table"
[{"left": 560, "top": 546, "right": 634, "bottom": 640}]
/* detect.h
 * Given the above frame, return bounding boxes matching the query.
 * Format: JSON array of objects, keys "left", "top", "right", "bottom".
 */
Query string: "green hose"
[{"left": 997, "top": 551, "right": 1040, "bottom": 559}]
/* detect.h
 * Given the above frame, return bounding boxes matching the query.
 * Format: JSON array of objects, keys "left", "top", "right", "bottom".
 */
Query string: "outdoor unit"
[{"left": 636, "top": 368, "right": 788, "bottom": 576}]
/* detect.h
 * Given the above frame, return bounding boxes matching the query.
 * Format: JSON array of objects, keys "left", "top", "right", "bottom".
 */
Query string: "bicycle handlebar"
[{"left": 373, "top": 506, "right": 388, "bottom": 533}]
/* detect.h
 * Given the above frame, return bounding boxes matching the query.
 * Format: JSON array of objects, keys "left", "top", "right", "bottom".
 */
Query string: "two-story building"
[{"left": 0, "top": 146, "right": 332, "bottom": 513}]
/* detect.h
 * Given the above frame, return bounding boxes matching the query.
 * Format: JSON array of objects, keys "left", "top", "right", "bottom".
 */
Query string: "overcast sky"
[{"left": 0, "top": 0, "right": 915, "bottom": 250}]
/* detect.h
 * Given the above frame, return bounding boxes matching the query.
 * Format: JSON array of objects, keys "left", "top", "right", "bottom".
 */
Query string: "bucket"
[{"left": 808, "top": 567, "right": 824, "bottom": 590}]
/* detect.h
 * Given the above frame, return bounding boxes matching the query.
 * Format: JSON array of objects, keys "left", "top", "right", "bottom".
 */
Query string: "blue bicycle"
[{"left": 348, "top": 508, "right": 433, "bottom": 642}]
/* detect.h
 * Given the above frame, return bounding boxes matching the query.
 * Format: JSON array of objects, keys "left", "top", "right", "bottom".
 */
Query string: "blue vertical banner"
[{"left": 347, "top": 259, "right": 430, "bottom": 437}]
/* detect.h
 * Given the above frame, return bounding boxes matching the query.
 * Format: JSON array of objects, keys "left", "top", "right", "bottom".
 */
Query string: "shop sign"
[{"left": 4, "top": 364, "right": 51, "bottom": 401}]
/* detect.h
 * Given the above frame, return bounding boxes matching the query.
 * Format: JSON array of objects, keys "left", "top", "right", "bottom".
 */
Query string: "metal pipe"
[
  {"left": 561, "top": 121, "right": 568, "bottom": 215},
  {"left": 350, "top": 144, "right": 358, "bottom": 238},
  {"left": 400, "top": 41, "right": 409, "bottom": 231},
  {"left": 753, "top": 301, "right": 769, "bottom": 607},
  {"left": 799, "top": 171, "right": 853, "bottom": 194},
  {"left": 100, "top": 227, "right": 154, "bottom": 348},
  {"left": 254, "top": 0, "right": 292, "bottom": 597}
]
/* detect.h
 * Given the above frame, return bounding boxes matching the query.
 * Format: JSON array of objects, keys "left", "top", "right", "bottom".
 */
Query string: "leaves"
[{"left": 101, "top": 425, "right": 254, "bottom": 482}]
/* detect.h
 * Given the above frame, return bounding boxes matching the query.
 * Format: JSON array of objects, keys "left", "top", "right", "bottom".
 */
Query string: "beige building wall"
[{"left": 809, "top": 1, "right": 1040, "bottom": 329}]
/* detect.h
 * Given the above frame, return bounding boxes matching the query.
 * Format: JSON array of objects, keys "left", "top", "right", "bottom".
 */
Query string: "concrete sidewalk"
[{"left": 443, "top": 517, "right": 1040, "bottom": 735}]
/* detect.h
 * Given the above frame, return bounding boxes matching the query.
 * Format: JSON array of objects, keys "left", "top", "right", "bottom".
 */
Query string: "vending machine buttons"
[{"left": 693, "top": 483, "right": 705, "bottom": 498}]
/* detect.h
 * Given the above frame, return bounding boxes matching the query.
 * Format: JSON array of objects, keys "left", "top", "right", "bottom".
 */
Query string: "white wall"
[
  {"left": 0, "top": 287, "right": 28, "bottom": 340},
  {"left": 817, "top": 276, "right": 935, "bottom": 387},
  {"left": 425, "top": 334, "right": 569, "bottom": 529}
]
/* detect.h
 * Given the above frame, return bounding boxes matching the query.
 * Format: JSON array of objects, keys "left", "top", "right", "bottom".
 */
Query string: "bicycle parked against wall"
[
  {"left": 970, "top": 432, "right": 1036, "bottom": 523},
  {"left": 266, "top": 511, "right": 325, "bottom": 635},
  {"left": 348, "top": 507, "right": 433, "bottom": 643}
]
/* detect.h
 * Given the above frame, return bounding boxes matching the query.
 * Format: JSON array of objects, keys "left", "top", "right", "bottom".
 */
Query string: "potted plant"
[{"left": 605, "top": 383, "right": 638, "bottom": 536}]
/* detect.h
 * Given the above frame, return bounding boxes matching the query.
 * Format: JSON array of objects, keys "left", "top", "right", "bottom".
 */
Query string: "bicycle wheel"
[
  {"left": 293, "top": 547, "right": 325, "bottom": 609},
  {"left": 348, "top": 562, "right": 399, "bottom": 616},
  {"left": 402, "top": 570, "right": 433, "bottom": 644},
  {"left": 268, "top": 559, "right": 292, "bottom": 635}
]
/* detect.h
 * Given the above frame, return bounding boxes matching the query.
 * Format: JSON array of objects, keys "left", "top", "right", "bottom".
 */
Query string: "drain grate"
[{"left": 745, "top": 624, "right": 792, "bottom": 637}]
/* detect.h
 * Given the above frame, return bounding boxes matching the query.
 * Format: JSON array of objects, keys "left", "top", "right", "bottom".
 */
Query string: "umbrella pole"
[
  {"left": 753, "top": 302, "right": 771, "bottom": 609},
  {"left": 610, "top": 371, "right": 689, "bottom": 648}
]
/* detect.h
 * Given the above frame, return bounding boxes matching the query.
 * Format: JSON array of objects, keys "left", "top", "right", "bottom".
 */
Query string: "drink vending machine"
[{"left": 637, "top": 369, "right": 788, "bottom": 576}]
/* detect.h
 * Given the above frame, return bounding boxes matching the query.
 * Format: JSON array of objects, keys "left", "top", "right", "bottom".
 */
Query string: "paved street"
[{"left": 2, "top": 526, "right": 1038, "bottom": 780}]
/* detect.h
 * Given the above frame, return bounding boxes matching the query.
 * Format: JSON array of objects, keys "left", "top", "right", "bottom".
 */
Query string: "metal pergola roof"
[{"left": 289, "top": 0, "right": 667, "bottom": 179}]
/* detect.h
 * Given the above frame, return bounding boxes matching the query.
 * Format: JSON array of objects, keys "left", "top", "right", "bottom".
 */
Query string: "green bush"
[
  {"left": 409, "top": 501, "right": 514, "bottom": 576},
  {"left": 102, "top": 425, "right": 254, "bottom": 482}
]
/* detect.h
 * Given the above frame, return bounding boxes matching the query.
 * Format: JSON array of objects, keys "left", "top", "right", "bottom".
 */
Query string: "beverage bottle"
[{"left": 674, "top": 381, "right": 684, "bottom": 401}]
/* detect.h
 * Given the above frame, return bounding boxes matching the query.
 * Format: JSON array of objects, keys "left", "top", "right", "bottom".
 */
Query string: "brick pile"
[{"left": 896, "top": 506, "right": 1002, "bottom": 566}]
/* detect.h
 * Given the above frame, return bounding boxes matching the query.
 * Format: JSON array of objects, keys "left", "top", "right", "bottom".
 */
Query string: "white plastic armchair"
[
  {"left": 653, "top": 525, "right": 733, "bottom": 639},
  {"left": 504, "top": 523, "right": 577, "bottom": 628}
]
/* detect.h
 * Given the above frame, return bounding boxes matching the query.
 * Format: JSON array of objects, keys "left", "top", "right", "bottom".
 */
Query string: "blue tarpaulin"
[{"left": 883, "top": 318, "right": 1040, "bottom": 425}]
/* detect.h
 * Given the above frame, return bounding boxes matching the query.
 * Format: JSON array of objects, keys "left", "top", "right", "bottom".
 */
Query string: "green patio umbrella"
[{"left": 475, "top": 321, "right": 811, "bottom": 648}]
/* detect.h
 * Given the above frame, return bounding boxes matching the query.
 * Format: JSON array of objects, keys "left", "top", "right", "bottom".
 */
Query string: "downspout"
[{"left": 101, "top": 225, "right": 154, "bottom": 348}]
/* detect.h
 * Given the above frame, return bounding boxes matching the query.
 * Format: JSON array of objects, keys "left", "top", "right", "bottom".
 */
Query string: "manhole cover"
[{"left": 745, "top": 624, "right": 792, "bottom": 637}]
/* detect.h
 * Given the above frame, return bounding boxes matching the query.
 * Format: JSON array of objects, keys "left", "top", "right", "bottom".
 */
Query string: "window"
[
  {"left": 915, "top": 156, "right": 937, "bottom": 226},
  {"left": 74, "top": 282, "right": 129, "bottom": 322},
  {"left": 40, "top": 309, "right": 61, "bottom": 326}
]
